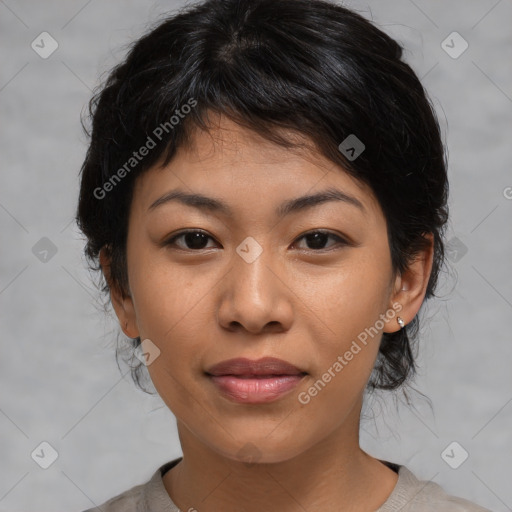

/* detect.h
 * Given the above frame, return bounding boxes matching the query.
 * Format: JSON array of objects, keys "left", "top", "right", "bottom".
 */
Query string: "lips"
[
  {"left": 205, "top": 357, "right": 307, "bottom": 404},
  {"left": 205, "top": 357, "right": 306, "bottom": 377}
]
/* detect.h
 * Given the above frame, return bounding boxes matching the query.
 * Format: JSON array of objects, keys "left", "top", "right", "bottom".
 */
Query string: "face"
[{"left": 106, "top": 114, "right": 421, "bottom": 464}]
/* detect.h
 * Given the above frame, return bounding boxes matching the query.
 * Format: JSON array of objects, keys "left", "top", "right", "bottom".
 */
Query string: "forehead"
[
  {"left": 130, "top": 113, "right": 382, "bottom": 222},
  {"left": 183, "top": 114, "right": 319, "bottom": 166}
]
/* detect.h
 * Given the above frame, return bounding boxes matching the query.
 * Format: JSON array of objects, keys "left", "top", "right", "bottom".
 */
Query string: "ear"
[
  {"left": 99, "top": 246, "right": 140, "bottom": 339},
  {"left": 383, "top": 233, "right": 434, "bottom": 333}
]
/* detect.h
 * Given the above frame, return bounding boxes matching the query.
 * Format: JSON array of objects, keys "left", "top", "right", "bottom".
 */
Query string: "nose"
[{"left": 216, "top": 243, "right": 294, "bottom": 335}]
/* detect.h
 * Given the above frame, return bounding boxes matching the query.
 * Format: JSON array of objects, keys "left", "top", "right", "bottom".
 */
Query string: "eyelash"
[{"left": 164, "top": 229, "right": 349, "bottom": 252}]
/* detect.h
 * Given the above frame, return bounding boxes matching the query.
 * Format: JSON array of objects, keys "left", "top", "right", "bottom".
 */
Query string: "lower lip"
[{"left": 208, "top": 374, "right": 305, "bottom": 404}]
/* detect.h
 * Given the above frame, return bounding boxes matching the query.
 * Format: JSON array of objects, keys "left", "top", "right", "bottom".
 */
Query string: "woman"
[{"left": 76, "top": 0, "right": 491, "bottom": 510}]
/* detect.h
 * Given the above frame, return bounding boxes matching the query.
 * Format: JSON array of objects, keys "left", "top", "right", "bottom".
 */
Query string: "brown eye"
[
  {"left": 294, "top": 230, "right": 347, "bottom": 251},
  {"left": 165, "top": 230, "right": 218, "bottom": 250}
]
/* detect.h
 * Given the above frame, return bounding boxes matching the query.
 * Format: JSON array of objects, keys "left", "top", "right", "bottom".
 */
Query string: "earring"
[{"left": 397, "top": 317, "right": 405, "bottom": 329}]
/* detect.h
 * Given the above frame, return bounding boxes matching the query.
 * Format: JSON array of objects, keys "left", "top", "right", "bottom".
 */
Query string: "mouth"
[{"left": 205, "top": 357, "right": 307, "bottom": 404}]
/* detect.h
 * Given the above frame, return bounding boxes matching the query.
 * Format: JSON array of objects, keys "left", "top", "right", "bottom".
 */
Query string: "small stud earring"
[{"left": 397, "top": 317, "right": 405, "bottom": 329}]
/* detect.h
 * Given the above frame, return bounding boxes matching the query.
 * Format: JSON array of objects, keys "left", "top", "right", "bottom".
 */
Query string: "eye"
[
  {"left": 164, "top": 229, "right": 348, "bottom": 252},
  {"left": 164, "top": 230, "right": 218, "bottom": 251},
  {"left": 293, "top": 230, "right": 348, "bottom": 251}
]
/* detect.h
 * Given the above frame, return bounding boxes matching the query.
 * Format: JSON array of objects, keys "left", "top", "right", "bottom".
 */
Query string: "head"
[{"left": 76, "top": 0, "right": 448, "bottom": 463}]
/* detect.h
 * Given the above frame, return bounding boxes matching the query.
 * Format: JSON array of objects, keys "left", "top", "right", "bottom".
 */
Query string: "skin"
[{"left": 100, "top": 113, "right": 434, "bottom": 512}]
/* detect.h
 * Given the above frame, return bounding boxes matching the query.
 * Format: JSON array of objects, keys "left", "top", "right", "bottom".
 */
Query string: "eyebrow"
[{"left": 147, "top": 187, "right": 365, "bottom": 217}]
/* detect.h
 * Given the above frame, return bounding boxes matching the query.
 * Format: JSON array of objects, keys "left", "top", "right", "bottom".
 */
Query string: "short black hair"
[{"left": 76, "top": 0, "right": 448, "bottom": 395}]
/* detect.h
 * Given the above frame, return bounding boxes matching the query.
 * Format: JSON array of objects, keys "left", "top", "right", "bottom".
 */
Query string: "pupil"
[
  {"left": 307, "top": 233, "right": 327, "bottom": 249},
  {"left": 186, "top": 232, "right": 208, "bottom": 249}
]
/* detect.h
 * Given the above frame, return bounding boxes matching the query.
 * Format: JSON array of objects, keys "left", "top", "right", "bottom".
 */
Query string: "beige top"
[{"left": 81, "top": 457, "right": 491, "bottom": 511}]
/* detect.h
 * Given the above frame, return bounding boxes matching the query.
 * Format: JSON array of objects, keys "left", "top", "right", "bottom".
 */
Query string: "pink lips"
[{"left": 206, "top": 357, "right": 307, "bottom": 404}]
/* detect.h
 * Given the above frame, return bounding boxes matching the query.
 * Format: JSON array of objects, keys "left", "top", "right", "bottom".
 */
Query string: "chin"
[{"left": 210, "top": 432, "right": 314, "bottom": 466}]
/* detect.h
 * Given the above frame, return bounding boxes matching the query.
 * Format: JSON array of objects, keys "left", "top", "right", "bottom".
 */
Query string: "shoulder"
[
  {"left": 80, "top": 481, "right": 147, "bottom": 512},
  {"left": 79, "top": 458, "right": 182, "bottom": 512},
  {"left": 379, "top": 464, "right": 492, "bottom": 512}
]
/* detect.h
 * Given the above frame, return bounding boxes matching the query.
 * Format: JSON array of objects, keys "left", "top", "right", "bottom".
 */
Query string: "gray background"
[{"left": 1, "top": 0, "right": 511, "bottom": 511}]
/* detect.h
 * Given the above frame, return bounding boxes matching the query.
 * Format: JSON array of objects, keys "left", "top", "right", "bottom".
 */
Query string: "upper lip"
[{"left": 205, "top": 357, "right": 306, "bottom": 377}]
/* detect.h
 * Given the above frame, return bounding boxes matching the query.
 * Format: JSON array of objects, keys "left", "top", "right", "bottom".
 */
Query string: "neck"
[{"left": 162, "top": 402, "right": 398, "bottom": 512}]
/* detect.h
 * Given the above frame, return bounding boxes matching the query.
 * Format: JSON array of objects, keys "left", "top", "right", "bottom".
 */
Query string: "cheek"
[
  {"left": 297, "top": 251, "right": 393, "bottom": 390},
  {"left": 301, "top": 250, "right": 392, "bottom": 336},
  {"left": 127, "top": 252, "right": 222, "bottom": 393},
  {"left": 129, "top": 250, "right": 216, "bottom": 338}
]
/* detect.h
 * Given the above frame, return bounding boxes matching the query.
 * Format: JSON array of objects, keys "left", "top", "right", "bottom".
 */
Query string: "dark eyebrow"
[
  {"left": 147, "top": 187, "right": 365, "bottom": 216},
  {"left": 276, "top": 187, "right": 365, "bottom": 216}
]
